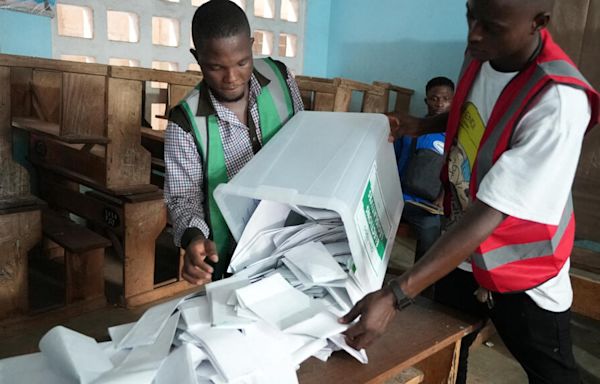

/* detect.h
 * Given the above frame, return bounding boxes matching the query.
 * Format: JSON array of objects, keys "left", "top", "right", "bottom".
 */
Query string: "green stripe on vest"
[{"left": 178, "top": 58, "right": 294, "bottom": 279}]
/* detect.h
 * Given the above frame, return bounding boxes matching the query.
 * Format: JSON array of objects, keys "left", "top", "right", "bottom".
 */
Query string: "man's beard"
[{"left": 213, "top": 89, "right": 246, "bottom": 103}]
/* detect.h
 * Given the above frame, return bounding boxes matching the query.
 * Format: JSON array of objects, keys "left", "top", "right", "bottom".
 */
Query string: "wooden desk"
[{"left": 298, "top": 300, "right": 478, "bottom": 384}]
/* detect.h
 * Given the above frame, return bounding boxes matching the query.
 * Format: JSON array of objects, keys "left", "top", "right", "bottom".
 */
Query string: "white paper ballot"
[
  {"left": 94, "top": 313, "right": 180, "bottom": 384},
  {"left": 154, "top": 343, "right": 206, "bottom": 384},
  {"left": 117, "top": 294, "right": 187, "bottom": 350},
  {"left": 205, "top": 275, "right": 254, "bottom": 329},
  {"left": 108, "top": 322, "right": 135, "bottom": 345},
  {"left": 179, "top": 296, "right": 212, "bottom": 332},
  {"left": 0, "top": 352, "right": 69, "bottom": 384},
  {"left": 283, "top": 310, "right": 348, "bottom": 339},
  {"left": 284, "top": 241, "right": 348, "bottom": 283},
  {"left": 328, "top": 333, "right": 368, "bottom": 364},
  {"left": 235, "top": 273, "right": 324, "bottom": 330},
  {"left": 188, "top": 328, "right": 257, "bottom": 382},
  {"left": 38, "top": 326, "right": 113, "bottom": 384}
]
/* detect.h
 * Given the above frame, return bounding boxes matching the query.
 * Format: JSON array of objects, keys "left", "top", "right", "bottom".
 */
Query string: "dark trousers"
[
  {"left": 435, "top": 270, "right": 580, "bottom": 384},
  {"left": 401, "top": 203, "right": 441, "bottom": 262},
  {"left": 435, "top": 269, "right": 486, "bottom": 384},
  {"left": 489, "top": 292, "right": 580, "bottom": 384}
]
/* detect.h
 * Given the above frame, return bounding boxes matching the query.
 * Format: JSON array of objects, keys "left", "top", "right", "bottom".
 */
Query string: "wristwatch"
[{"left": 387, "top": 280, "right": 414, "bottom": 311}]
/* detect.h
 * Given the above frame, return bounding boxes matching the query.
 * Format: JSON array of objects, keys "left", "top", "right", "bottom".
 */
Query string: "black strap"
[{"left": 247, "top": 108, "right": 262, "bottom": 154}]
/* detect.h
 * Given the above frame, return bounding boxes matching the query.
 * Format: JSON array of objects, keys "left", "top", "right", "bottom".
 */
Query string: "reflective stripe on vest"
[
  {"left": 179, "top": 57, "right": 294, "bottom": 279},
  {"left": 472, "top": 196, "right": 573, "bottom": 272},
  {"left": 445, "top": 29, "right": 600, "bottom": 292}
]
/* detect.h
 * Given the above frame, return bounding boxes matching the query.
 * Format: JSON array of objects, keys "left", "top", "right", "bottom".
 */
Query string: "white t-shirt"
[{"left": 448, "top": 61, "right": 591, "bottom": 312}]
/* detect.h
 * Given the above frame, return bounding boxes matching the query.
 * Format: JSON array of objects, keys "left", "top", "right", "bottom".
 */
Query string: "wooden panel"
[
  {"left": 110, "top": 65, "right": 202, "bottom": 86},
  {"left": 313, "top": 93, "right": 335, "bottom": 111},
  {"left": 31, "top": 70, "right": 61, "bottom": 124},
  {"left": 105, "top": 77, "right": 151, "bottom": 189},
  {"left": 42, "top": 210, "right": 111, "bottom": 253},
  {"left": 65, "top": 248, "right": 105, "bottom": 304},
  {"left": 571, "top": 268, "right": 600, "bottom": 321},
  {"left": 547, "top": 0, "right": 590, "bottom": 64},
  {"left": 573, "top": 172, "right": 600, "bottom": 243},
  {"left": 333, "top": 87, "right": 353, "bottom": 112},
  {"left": 10, "top": 67, "right": 32, "bottom": 118},
  {"left": 362, "top": 86, "right": 387, "bottom": 113},
  {"left": 571, "top": 247, "right": 600, "bottom": 274},
  {"left": 0, "top": 210, "right": 41, "bottom": 319},
  {"left": 62, "top": 73, "right": 106, "bottom": 138},
  {"left": 30, "top": 135, "right": 106, "bottom": 186},
  {"left": 39, "top": 174, "right": 126, "bottom": 235},
  {"left": 168, "top": 84, "right": 193, "bottom": 108},
  {"left": 578, "top": 0, "right": 600, "bottom": 89},
  {"left": 122, "top": 199, "right": 167, "bottom": 299},
  {"left": 0, "top": 53, "right": 108, "bottom": 76},
  {"left": 1, "top": 67, "right": 31, "bottom": 201}
]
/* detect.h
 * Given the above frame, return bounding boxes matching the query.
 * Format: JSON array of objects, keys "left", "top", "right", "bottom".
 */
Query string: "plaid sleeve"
[
  {"left": 164, "top": 120, "right": 210, "bottom": 246},
  {"left": 285, "top": 67, "right": 305, "bottom": 113}
]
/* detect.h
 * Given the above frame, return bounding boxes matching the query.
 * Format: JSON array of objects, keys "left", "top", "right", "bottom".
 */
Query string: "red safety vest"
[{"left": 443, "top": 29, "right": 600, "bottom": 293}]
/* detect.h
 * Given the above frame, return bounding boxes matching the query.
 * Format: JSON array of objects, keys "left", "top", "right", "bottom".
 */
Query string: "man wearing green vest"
[{"left": 164, "top": 0, "right": 304, "bottom": 286}]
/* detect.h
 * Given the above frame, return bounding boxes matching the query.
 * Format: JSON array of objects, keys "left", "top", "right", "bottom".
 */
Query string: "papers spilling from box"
[{"left": 215, "top": 111, "right": 404, "bottom": 304}]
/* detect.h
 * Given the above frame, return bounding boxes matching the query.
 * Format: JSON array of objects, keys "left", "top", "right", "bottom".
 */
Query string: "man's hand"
[
  {"left": 182, "top": 237, "right": 219, "bottom": 285},
  {"left": 386, "top": 112, "right": 422, "bottom": 142},
  {"left": 339, "top": 286, "right": 397, "bottom": 350}
]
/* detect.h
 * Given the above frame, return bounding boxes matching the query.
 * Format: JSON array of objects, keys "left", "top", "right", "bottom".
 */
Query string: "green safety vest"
[{"left": 171, "top": 57, "right": 294, "bottom": 279}]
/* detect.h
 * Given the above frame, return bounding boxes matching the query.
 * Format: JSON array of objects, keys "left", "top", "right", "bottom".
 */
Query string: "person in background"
[
  {"left": 342, "top": 0, "right": 599, "bottom": 383},
  {"left": 394, "top": 77, "right": 454, "bottom": 266},
  {"left": 164, "top": 0, "right": 304, "bottom": 286}
]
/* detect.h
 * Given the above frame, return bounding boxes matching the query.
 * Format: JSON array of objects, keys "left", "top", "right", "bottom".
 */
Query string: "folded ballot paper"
[{"left": 0, "top": 112, "right": 398, "bottom": 383}]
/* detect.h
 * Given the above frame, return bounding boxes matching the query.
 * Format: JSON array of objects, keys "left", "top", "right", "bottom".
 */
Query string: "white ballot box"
[{"left": 215, "top": 111, "right": 404, "bottom": 303}]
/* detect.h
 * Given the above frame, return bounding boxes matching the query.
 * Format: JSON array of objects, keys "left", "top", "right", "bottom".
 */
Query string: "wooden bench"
[
  {"left": 38, "top": 171, "right": 195, "bottom": 307},
  {"left": 363, "top": 81, "right": 414, "bottom": 114},
  {"left": 0, "top": 65, "right": 43, "bottom": 322},
  {"left": 296, "top": 75, "right": 374, "bottom": 112},
  {"left": 41, "top": 210, "right": 111, "bottom": 307}
]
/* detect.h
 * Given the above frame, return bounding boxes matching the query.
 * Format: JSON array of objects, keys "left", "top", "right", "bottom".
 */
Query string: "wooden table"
[{"left": 298, "top": 300, "right": 479, "bottom": 384}]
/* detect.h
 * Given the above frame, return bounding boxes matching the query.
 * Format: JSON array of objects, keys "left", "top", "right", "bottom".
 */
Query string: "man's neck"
[{"left": 490, "top": 32, "right": 542, "bottom": 73}]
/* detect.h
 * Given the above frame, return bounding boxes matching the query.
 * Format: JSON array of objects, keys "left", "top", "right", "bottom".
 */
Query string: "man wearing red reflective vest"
[{"left": 340, "top": 1, "right": 599, "bottom": 382}]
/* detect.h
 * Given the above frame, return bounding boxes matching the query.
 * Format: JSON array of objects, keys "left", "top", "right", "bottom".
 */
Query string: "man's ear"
[
  {"left": 249, "top": 36, "right": 255, "bottom": 48},
  {"left": 533, "top": 12, "right": 550, "bottom": 32},
  {"left": 190, "top": 48, "right": 199, "bottom": 61},
  {"left": 424, "top": 97, "right": 428, "bottom": 106}
]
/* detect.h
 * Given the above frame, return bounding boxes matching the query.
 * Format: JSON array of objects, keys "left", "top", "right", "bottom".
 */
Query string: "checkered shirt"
[{"left": 164, "top": 67, "right": 304, "bottom": 246}]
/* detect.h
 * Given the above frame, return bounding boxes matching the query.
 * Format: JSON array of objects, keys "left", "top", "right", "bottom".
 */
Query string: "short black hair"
[
  {"left": 425, "top": 77, "right": 455, "bottom": 93},
  {"left": 192, "top": 0, "right": 251, "bottom": 49}
]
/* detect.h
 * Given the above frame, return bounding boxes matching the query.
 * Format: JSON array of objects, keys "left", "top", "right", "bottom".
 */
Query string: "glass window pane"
[
  {"left": 107, "top": 11, "right": 139, "bottom": 43},
  {"left": 61, "top": 55, "right": 96, "bottom": 63},
  {"left": 278, "top": 33, "right": 297, "bottom": 57},
  {"left": 109, "top": 58, "right": 140, "bottom": 67},
  {"left": 254, "top": 0, "right": 274, "bottom": 18},
  {"left": 191, "top": 0, "right": 209, "bottom": 6},
  {"left": 57, "top": 4, "right": 94, "bottom": 39},
  {"left": 253, "top": 30, "right": 273, "bottom": 56},
  {"left": 152, "top": 17, "right": 180, "bottom": 47},
  {"left": 280, "top": 0, "right": 298, "bottom": 22}
]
